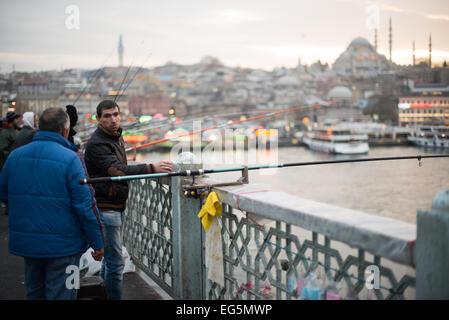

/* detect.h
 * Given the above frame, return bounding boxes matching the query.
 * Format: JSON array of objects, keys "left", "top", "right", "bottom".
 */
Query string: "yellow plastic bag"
[{"left": 197, "top": 192, "right": 222, "bottom": 232}]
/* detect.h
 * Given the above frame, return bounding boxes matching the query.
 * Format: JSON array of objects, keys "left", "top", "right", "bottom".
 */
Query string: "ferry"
[
  {"left": 407, "top": 126, "right": 449, "bottom": 148},
  {"left": 303, "top": 127, "right": 369, "bottom": 154}
]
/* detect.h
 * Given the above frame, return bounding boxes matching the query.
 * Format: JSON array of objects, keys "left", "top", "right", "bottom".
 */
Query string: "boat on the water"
[
  {"left": 407, "top": 126, "right": 449, "bottom": 148},
  {"left": 303, "top": 126, "right": 370, "bottom": 154}
]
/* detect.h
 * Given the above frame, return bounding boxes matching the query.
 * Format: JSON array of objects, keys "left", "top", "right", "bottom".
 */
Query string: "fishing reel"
[
  {"left": 183, "top": 186, "right": 210, "bottom": 199},
  {"left": 182, "top": 166, "right": 249, "bottom": 199}
]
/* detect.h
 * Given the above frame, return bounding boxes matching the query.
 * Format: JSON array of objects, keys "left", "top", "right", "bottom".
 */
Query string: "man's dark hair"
[
  {"left": 97, "top": 100, "right": 120, "bottom": 118},
  {"left": 39, "top": 108, "right": 69, "bottom": 133}
]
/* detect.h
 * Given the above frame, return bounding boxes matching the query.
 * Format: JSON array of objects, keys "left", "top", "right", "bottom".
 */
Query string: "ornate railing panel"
[
  {"left": 207, "top": 204, "right": 416, "bottom": 300},
  {"left": 210, "top": 186, "right": 417, "bottom": 300},
  {"left": 123, "top": 178, "right": 174, "bottom": 297}
]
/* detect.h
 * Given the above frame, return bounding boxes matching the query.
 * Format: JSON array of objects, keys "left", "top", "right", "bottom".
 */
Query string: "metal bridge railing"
[
  {"left": 123, "top": 163, "right": 448, "bottom": 300},
  {"left": 209, "top": 185, "right": 416, "bottom": 300}
]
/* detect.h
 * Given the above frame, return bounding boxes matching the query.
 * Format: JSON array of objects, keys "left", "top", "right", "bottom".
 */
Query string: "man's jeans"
[
  {"left": 24, "top": 254, "right": 80, "bottom": 300},
  {"left": 99, "top": 210, "right": 125, "bottom": 300}
]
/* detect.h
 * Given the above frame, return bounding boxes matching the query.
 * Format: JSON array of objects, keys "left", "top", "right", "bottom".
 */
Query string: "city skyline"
[{"left": 0, "top": 0, "right": 448, "bottom": 72}]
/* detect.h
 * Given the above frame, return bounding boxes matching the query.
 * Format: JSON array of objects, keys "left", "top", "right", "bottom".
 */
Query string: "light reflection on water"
[{"left": 136, "top": 145, "right": 449, "bottom": 224}]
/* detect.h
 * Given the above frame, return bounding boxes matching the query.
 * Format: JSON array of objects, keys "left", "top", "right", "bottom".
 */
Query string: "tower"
[
  {"left": 374, "top": 28, "right": 378, "bottom": 52},
  {"left": 388, "top": 17, "right": 392, "bottom": 63},
  {"left": 118, "top": 34, "right": 124, "bottom": 67},
  {"left": 429, "top": 34, "right": 432, "bottom": 69},
  {"left": 413, "top": 40, "right": 416, "bottom": 66}
]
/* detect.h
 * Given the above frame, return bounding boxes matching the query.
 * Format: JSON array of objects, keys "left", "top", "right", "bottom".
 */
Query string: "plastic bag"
[{"left": 79, "top": 246, "right": 135, "bottom": 276}]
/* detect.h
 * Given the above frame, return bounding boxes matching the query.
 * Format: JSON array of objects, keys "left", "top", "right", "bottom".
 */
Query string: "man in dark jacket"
[
  {"left": 0, "top": 111, "right": 22, "bottom": 171},
  {"left": 0, "top": 107, "right": 104, "bottom": 299},
  {"left": 84, "top": 99, "right": 172, "bottom": 300}
]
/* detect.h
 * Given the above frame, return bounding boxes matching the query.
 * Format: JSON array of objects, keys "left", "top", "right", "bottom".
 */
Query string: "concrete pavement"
[{"left": 0, "top": 210, "right": 164, "bottom": 300}]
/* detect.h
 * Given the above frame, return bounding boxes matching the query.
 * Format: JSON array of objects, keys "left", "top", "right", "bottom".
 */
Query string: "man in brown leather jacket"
[{"left": 85, "top": 99, "right": 172, "bottom": 299}]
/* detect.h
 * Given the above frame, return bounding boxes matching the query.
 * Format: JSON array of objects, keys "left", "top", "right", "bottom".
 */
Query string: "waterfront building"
[
  {"left": 398, "top": 83, "right": 449, "bottom": 126},
  {"left": 15, "top": 75, "right": 62, "bottom": 115}
]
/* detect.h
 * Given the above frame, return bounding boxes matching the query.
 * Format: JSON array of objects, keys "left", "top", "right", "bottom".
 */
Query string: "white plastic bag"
[{"left": 79, "top": 246, "right": 135, "bottom": 276}]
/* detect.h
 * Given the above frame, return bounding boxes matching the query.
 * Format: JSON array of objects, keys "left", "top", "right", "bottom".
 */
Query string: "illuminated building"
[{"left": 398, "top": 84, "right": 449, "bottom": 125}]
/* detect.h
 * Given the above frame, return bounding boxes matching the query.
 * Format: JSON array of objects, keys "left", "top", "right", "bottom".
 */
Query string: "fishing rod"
[
  {"left": 73, "top": 67, "right": 104, "bottom": 105},
  {"left": 114, "top": 64, "right": 132, "bottom": 102},
  {"left": 78, "top": 154, "right": 449, "bottom": 185},
  {"left": 114, "top": 40, "right": 152, "bottom": 102},
  {"left": 122, "top": 100, "right": 341, "bottom": 151},
  {"left": 124, "top": 105, "right": 308, "bottom": 153},
  {"left": 121, "top": 109, "right": 289, "bottom": 136},
  {"left": 72, "top": 48, "right": 115, "bottom": 105},
  {"left": 78, "top": 107, "right": 288, "bottom": 147},
  {"left": 115, "top": 53, "right": 152, "bottom": 103}
]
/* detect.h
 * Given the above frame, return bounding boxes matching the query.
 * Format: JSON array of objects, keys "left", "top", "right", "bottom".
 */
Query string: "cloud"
[
  {"left": 202, "top": 9, "right": 264, "bottom": 25},
  {"left": 367, "top": 1, "right": 449, "bottom": 23},
  {"left": 423, "top": 13, "right": 449, "bottom": 22},
  {"left": 394, "top": 49, "right": 449, "bottom": 59},
  {"left": 366, "top": 1, "right": 405, "bottom": 13},
  {"left": 250, "top": 45, "right": 345, "bottom": 64},
  {"left": 0, "top": 51, "right": 113, "bottom": 72}
]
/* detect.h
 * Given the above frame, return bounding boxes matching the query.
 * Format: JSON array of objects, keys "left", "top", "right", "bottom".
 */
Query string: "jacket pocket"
[
  {"left": 108, "top": 183, "right": 117, "bottom": 199},
  {"left": 94, "top": 181, "right": 111, "bottom": 199}
]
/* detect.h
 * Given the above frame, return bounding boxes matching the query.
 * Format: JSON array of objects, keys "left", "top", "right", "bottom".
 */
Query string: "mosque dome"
[
  {"left": 199, "top": 56, "right": 223, "bottom": 65},
  {"left": 332, "top": 37, "right": 391, "bottom": 76},
  {"left": 349, "top": 37, "right": 372, "bottom": 48},
  {"left": 276, "top": 75, "right": 300, "bottom": 86},
  {"left": 327, "top": 86, "right": 352, "bottom": 99}
]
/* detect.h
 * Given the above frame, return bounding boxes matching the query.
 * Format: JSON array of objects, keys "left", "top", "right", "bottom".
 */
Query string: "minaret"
[
  {"left": 374, "top": 28, "right": 378, "bottom": 52},
  {"left": 118, "top": 34, "right": 124, "bottom": 67},
  {"left": 413, "top": 41, "right": 416, "bottom": 66},
  {"left": 375, "top": 28, "right": 381, "bottom": 72},
  {"left": 389, "top": 17, "right": 392, "bottom": 63},
  {"left": 429, "top": 34, "right": 432, "bottom": 69}
]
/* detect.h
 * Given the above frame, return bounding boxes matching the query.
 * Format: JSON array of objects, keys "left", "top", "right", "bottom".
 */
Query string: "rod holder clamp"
[{"left": 183, "top": 166, "right": 249, "bottom": 198}]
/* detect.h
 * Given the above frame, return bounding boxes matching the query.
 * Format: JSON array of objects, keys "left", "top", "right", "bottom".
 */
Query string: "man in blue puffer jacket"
[{"left": 0, "top": 107, "right": 104, "bottom": 300}]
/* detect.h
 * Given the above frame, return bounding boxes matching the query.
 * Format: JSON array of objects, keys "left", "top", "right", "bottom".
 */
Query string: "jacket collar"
[
  {"left": 98, "top": 124, "right": 123, "bottom": 139},
  {"left": 33, "top": 130, "right": 78, "bottom": 152}
]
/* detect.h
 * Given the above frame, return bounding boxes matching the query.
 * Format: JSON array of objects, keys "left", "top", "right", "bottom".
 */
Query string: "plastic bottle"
[
  {"left": 301, "top": 271, "right": 323, "bottom": 300},
  {"left": 325, "top": 280, "right": 341, "bottom": 300},
  {"left": 317, "top": 268, "right": 328, "bottom": 300},
  {"left": 287, "top": 273, "right": 297, "bottom": 295},
  {"left": 296, "top": 264, "right": 307, "bottom": 297}
]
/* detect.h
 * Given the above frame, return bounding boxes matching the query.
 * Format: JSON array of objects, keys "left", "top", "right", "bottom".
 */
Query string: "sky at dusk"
[{"left": 1, "top": 0, "right": 448, "bottom": 72}]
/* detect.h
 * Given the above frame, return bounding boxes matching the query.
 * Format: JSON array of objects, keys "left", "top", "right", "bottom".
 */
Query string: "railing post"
[
  {"left": 416, "top": 188, "right": 449, "bottom": 299},
  {"left": 171, "top": 162, "right": 205, "bottom": 299}
]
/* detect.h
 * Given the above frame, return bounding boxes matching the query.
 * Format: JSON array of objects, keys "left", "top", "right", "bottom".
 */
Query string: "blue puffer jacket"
[{"left": 0, "top": 131, "right": 104, "bottom": 258}]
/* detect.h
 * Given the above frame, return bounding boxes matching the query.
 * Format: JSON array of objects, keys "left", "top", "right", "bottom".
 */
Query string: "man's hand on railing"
[{"left": 152, "top": 161, "right": 173, "bottom": 173}]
